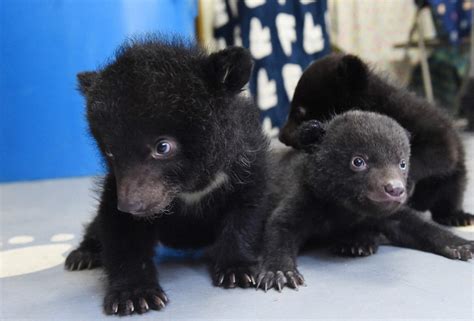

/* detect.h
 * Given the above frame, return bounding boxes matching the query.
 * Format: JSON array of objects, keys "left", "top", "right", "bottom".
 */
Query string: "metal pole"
[
  {"left": 470, "top": 3, "right": 474, "bottom": 78},
  {"left": 416, "top": 8, "right": 434, "bottom": 102}
]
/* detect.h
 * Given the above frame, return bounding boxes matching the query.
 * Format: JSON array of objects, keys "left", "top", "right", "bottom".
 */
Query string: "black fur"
[
  {"left": 65, "top": 36, "right": 269, "bottom": 316},
  {"left": 258, "top": 111, "right": 474, "bottom": 292},
  {"left": 279, "top": 54, "right": 473, "bottom": 227}
]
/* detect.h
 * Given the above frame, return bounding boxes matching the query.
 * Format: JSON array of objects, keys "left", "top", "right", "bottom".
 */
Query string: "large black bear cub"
[
  {"left": 279, "top": 54, "right": 473, "bottom": 227},
  {"left": 65, "top": 37, "right": 269, "bottom": 315},
  {"left": 258, "top": 111, "right": 474, "bottom": 292}
]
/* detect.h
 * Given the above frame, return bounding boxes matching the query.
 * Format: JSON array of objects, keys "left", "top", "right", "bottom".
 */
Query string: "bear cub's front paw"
[
  {"left": 440, "top": 243, "right": 474, "bottom": 261},
  {"left": 103, "top": 286, "right": 168, "bottom": 316},
  {"left": 213, "top": 265, "right": 256, "bottom": 289},
  {"left": 65, "top": 248, "right": 101, "bottom": 271},
  {"left": 433, "top": 211, "right": 474, "bottom": 227},
  {"left": 332, "top": 242, "right": 378, "bottom": 257},
  {"left": 256, "top": 269, "right": 305, "bottom": 292},
  {"left": 332, "top": 233, "right": 380, "bottom": 257}
]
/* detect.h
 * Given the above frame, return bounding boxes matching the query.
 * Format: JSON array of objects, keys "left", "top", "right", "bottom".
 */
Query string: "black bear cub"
[
  {"left": 65, "top": 37, "right": 269, "bottom": 315},
  {"left": 279, "top": 54, "right": 473, "bottom": 227},
  {"left": 258, "top": 111, "right": 474, "bottom": 292}
]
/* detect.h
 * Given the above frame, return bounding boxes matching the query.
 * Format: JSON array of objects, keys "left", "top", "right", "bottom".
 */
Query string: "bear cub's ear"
[
  {"left": 77, "top": 71, "right": 99, "bottom": 95},
  {"left": 404, "top": 128, "right": 412, "bottom": 142},
  {"left": 206, "top": 47, "right": 253, "bottom": 93},
  {"left": 337, "top": 54, "right": 369, "bottom": 91},
  {"left": 295, "top": 120, "right": 326, "bottom": 152}
]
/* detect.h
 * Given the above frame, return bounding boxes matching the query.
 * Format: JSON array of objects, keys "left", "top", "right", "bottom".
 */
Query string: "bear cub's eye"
[
  {"left": 351, "top": 156, "right": 367, "bottom": 171},
  {"left": 296, "top": 106, "right": 307, "bottom": 119},
  {"left": 400, "top": 159, "right": 407, "bottom": 170},
  {"left": 152, "top": 139, "right": 176, "bottom": 159},
  {"left": 104, "top": 148, "right": 114, "bottom": 159}
]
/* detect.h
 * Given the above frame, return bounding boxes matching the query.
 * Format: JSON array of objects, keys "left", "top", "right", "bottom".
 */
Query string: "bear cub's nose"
[{"left": 384, "top": 181, "right": 405, "bottom": 198}]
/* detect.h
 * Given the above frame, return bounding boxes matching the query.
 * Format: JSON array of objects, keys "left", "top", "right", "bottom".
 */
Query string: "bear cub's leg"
[
  {"left": 257, "top": 201, "right": 310, "bottom": 292},
  {"left": 410, "top": 164, "right": 474, "bottom": 227},
  {"left": 100, "top": 222, "right": 167, "bottom": 316},
  {"left": 431, "top": 167, "right": 474, "bottom": 227},
  {"left": 65, "top": 219, "right": 102, "bottom": 271},
  {"left": 211, "top": 202, "right": 263, "bottom": 289},
  {"left": 383, "top": 208, "right": 474, "bottom": 261}
]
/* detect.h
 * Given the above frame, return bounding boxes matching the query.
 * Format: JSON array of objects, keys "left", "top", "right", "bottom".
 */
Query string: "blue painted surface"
[
  {"left": 0, "top": 0, "right": 196, "bottom": 182},
  {"left": 155, "top": 246, "right": 204, "bottom": 264}
]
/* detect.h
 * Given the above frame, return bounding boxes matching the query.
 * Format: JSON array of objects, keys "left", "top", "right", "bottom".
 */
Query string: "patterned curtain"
[
  {"left": 213, "top": 0, "right": 330, "bottom": 137},
  {"left": 428, "top": 0, "right": 472, "bottom": 44}
]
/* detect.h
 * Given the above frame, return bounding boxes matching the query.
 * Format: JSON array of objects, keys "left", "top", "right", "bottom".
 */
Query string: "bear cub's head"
[
  {"left": 296, "top": 111, "right": 411, "bottom": 217},
  {"left": 77, "top": 37, "right": 258, "bottom": 216},
  {"left": 280, "top": 54, "right": 369, "bottom": 147}
]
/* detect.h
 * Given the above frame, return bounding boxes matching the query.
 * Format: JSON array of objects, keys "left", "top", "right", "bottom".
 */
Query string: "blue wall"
[{"left": 0, "top": 0, "right": 196, "bottom": 182}]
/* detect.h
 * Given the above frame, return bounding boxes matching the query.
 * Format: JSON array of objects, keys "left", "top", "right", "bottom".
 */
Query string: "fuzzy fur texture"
[
  {"left": 65, "top": 36, "right": 269, "bottom": 316},
  {"left": 279, "top": 53, "right": 473, "bottom": 226},
  {"left": 460, "top": 80, "right": 474, "bottom": 131},
  {"left": 258, "top": 111, "right": 474, "bottom": 292}
]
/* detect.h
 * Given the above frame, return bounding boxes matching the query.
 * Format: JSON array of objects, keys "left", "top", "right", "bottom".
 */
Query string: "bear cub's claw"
[
  {"left": 256, "top": 269, "right": 305, "bottom": 292},
  {"left": 332, "top": 232, "right": 380, "bottom": 257},
  {"left": 103, "top": 287, "right": 168, "bottom": 316},
  {"left": 213, "top": 266, "right": 256, "bottom": 289},
  {"left": 332, "top": 243, "right": 378, "bottom": 257},
  {"left": 65, "top": 248, "right": 101, "bottom": 271}
]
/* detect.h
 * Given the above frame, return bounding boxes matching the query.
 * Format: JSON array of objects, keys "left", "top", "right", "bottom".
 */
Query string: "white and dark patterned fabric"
[
  {"left": 213, "top": 0, "right": 330, "bottom": 137},
  {"left": 429, "top": 0, "right": 472, "bottom": 44}
]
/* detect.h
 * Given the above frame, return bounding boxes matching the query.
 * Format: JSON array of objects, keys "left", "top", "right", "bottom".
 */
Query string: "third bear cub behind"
[{"left": 258, "top": 111, "right": 474, "bottom": 292}]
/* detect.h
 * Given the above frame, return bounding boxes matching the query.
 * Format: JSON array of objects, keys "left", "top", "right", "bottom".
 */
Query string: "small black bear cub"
[
  {"left": 259, "top": 111, "right": 474, "bottom": 292},
  {"left": 65, "top": 37, "right": 269, "bottom": 315},
  {"left": 280, "top": 54, "right": 473, "bottom": 227}
]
